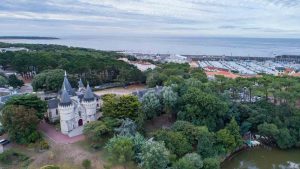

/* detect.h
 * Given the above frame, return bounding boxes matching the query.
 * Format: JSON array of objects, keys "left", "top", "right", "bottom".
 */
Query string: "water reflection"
[
  {"left": 278, "top": 162, "right": 300, "bottom": 169},
  {"left": 221, "top": 147, "right": 300, "bottom": 169}
]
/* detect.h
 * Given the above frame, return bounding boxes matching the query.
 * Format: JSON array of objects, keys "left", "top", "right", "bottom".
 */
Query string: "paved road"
[
  {"left": 38, "top": 121, "right": 85, "bottom": 144},
  {"left": 19, "top": 83, "right": 33, "bottom": 93}
]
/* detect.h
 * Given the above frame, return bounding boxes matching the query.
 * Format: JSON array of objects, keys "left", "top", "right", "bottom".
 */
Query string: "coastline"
[
  {"left": 0, "top": 36, "right": 59, "bottom": 40},
  {"left": 1, "top": 36, "right": 300, "bottom": 57}
]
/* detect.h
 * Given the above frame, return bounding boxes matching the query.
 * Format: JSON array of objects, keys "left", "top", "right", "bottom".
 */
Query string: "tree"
[
  {"left": 8, "top": 74, "right": 23, "bottom": 88},
  {"left": 0, "top": 44, "right": 145, "bottom": 87},
  {"left": 102, "top": 94, "right": 141, "bottom": 120},
  {"left": 105, "top": 136, "right": 134, "bottom": 169},
  {"left": 178, "top": 87, "right": 228, "bottom": 130},
  {"left": 190, "top": 68, "right": 207, "bottom": 83},
  {"left": 0, "top": 105, "right": 41, "bottom": 144},
  {"left": 115, "top": 118, "right": 137, "bottom": 137},
  {"left": 162, "top": 86, "right": 178, "bottom": 115},
  {"left": 132, "top": 133, "right": 146, "bottom": 163},
  {"left": 164, "top": 75, "right": 185, "bottom": 86},
  {"left": 0, "top": 75, "right": 8, "bottom": 87},
  {"left": 173, "top": 153, "right": 203, "bottom": 169},
  {"left": 216, "top": 129, "right": 236, "bottom": 154},
  {"left": 257, "top": 123, "right": 279, "bottom": 140},
  {"left": 82, "top": 159, "right": 92, "bottom": 169},
  {"left": 275, "top": 128, "right": 296, "bottom": 149},
  {"left": 203, "top": 158, "right": 220, "bottom": 169},
  {"left": 5, "top": 94, "right": 47, "bottom": 119},
  {"left": 83, "top": 121, "right": 111, "bottom": 141},
  {"left": 146, "top": 63, "right": 194, "bottom": 87},
  {"left": 83, "top": 117, "right": 120, "bottom": 142},
  {"left": 154, "top": 130, "right": 192, "bottom": 157},
  {"left": 141, "top": 90, "right": 161, "bottom": 119},
  {"left": 226, "top": 118, "right": 243, "bottom": 148},
  {"left": 257, "top": 75, "right": 273, "bottom": 101},
  {"left": 172, "top": 121, "right": 208, "bottom": 146},
  {"left": 197, "top": 130, "right": 217, "bottom": 159},
  {"left": 146, "top": 71, "right": 166, "bottom": 87},
  {"left": 117, "top": 67, "right": 145, "bottom": 85},
  {"left": 240, "top": 121, "right": 252, "bottom": 135},
  {"left": 32, "top": 69, "right": 68, "bottom": 91},
  {"left": 139, "top": 140, "right": 170, "bottom": 169}
]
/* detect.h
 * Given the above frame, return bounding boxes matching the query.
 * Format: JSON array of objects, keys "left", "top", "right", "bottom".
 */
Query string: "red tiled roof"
[
  {"left": 291, "top": 72, "right": 300, "bottom": 77},
  {"left": 206, "top": 71, "right": 239, "bottom": 79}
]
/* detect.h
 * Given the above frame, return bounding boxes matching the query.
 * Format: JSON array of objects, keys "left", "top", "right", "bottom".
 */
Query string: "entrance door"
[{"left": 78, "top": 119, "right": 83, "bottom": 126}]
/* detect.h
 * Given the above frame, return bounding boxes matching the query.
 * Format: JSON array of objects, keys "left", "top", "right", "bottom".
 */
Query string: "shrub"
[
  {"left": 0, "top": 150, "right": 29, "bottom": 165},
  {"left": 0, "top": 150, "right": 14, "bottom": 164},
  {"left": 40, "top": 165, "right": 60, "bottom": 169},
  {"left": 39, "top": 139, "right": 50, "bottom": 150},
  {"left": 203, "top": 158, "right": 220, "bottom": 169},
  {"left": 0, "top": 126, "right": 5, "bottom": 136},
  {"left": 83, "top": 117, "right": 121, "bottom": 143},
  {"left": 82, "top": 159, "right": 92, "bottom": 169}
]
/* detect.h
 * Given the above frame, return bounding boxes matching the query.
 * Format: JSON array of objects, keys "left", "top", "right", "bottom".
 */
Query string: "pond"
[{"left": 221, "top": 147, "right": 300, "bottom": 169}]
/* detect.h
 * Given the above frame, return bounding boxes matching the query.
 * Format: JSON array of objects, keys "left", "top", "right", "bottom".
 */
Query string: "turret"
[
  {"left": 82, "top": 83, "right": 97, "bottom": 122},
  {"left": 58, "top": 87, "right": 75, "bottom": 135},
  {"left": 83, "top": 83, "right": 94, "bottom": 102},
  {"left": 78, "top": 78, "right": 85, "bottom": 91},
  {"left": 61, "top": 71, "right": 75, "bottom": 96}
]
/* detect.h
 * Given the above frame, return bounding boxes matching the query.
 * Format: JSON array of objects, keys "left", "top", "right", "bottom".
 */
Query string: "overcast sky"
[{"left": 1, "top": 0, "right": 300, "bottom": 38}]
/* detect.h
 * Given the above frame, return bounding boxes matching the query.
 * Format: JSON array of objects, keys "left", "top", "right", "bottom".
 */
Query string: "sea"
[{"left": 1, "top": 35, "right": 300, "bottom": 57}]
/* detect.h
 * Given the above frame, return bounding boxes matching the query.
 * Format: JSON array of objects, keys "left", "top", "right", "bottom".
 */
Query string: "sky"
[{"left": 0, "top": 0, "right": 300, "bottom": 38}]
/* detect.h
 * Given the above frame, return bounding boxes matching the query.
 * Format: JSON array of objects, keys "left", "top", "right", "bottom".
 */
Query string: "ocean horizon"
[{"left": 1, "top": 36, "right": 300, "bottom": 57}]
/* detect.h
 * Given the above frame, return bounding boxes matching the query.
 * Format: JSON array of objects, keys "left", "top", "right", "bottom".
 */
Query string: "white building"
[
  {"left": 165, "top": 54, "right": 188, "bottom": 63},
  {"left": 0, "top": 47, "right": 29, "bottom": 53},
  {"left": 0, "top": 139, "right": 10, "bottom": 153},
  {"left": 47, "top": 72, "right": 101, "bottom": 137}
]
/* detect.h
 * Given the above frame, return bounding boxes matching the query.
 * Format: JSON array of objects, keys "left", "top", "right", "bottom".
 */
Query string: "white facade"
[
  {"left": 59, "top": 102, "right": 75, "bottom": 135},
  {"left": 58, "top": 95, "right": 99, "bottom": 136},
  {"left": 47, "top": 108, "right": 59, "bottom": 122},
  {"left": 47, "top": 73, "right": 101, "bottom": 137}
]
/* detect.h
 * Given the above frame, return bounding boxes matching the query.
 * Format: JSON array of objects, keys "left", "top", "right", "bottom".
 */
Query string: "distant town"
[{"left": 122, "top": 51, "right": 300, "bottom": 79}]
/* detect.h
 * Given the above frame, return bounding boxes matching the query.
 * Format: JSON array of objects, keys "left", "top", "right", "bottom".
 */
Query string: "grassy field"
[{"left": 0, "top": 138, "right": 139, "bottom": 169}]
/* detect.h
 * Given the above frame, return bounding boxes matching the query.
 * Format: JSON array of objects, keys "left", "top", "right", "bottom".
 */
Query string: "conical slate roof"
[
  {"left": 60, "top": 86, "right": 72, "bottom": 106},
  {"left": 61, "top": 71, "right": 75, "bottom": 96},
  {"left": 78, "top": 78, "right": 84, "bottom": 88},
  {"left": 83, "top": 84, "right": 95, "bottom": 102}
]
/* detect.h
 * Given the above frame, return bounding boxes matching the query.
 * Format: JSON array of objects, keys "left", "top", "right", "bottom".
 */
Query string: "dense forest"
[
  {"left": 0, "top": 42, "right": 145, "bottom": 90},
  {"left": 145, "top": 64, "right": 300, "bottom": 149},
  {"left": 82, "top": 63, "right": 300, "bottom": 169}
]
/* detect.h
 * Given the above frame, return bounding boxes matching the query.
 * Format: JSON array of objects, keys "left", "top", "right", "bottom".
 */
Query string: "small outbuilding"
[{"left": 0, "top": 139, "right": 10, "bottom": 153}]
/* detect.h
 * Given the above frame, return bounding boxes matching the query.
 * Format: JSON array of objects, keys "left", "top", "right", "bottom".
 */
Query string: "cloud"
[
  {"left": 0, "top": 0, "right": 299, "bottom": 38},
  {"left": 219, "top": 25, "right": 238, "bottom": 29}
]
